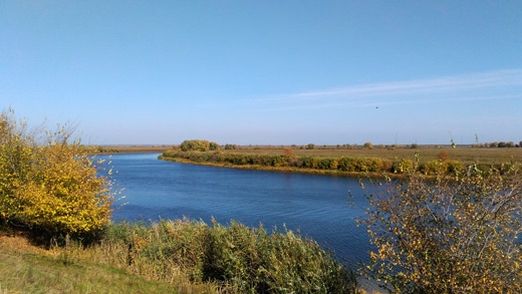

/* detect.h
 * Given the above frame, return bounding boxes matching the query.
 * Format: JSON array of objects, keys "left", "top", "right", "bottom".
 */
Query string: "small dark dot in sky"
[{"left": 375, "top": 106, "right": 379, "bottom": 109}]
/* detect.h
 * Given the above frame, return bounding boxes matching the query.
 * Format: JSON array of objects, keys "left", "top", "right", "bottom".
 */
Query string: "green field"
[
  {"left": 91, "top": 143, "right": 522, "bottom": 166},
  {"left": 161, "top": 143, "right": 522, "bottom": 178},
  {"left": 216, "top": 144, "right": 522, "bottom": 165}
]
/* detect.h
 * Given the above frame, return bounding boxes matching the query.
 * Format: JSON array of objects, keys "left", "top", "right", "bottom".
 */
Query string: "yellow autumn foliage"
[
  {"left": 0, "top": 110, "right": 113, "bottom": 238},
  {"left": 361, "top": 158, "right": 522, "bottom": 293}
]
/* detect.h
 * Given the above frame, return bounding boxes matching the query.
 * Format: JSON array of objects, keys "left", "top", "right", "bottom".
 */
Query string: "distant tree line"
[
  {"left": 473, "top": 141, "right": 521, "bottom": 148},
  {"left": 162, "top": 149, "right": 470, "bottom": 176},
  {"left": 179, "top": 139, "right": 219, "bottom": 152}
]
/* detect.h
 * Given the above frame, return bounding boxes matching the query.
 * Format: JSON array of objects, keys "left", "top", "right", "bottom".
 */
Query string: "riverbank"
[
  {"left": 88, "top": 145, "right": 170, "bottom": 154},
  {"left": 0, "top": 219, "right": 359, "bottom": 293},
  {"left": 159, "top": 154, "right": 386, "bottom": 178},
  {"left": 159, "top": 143, "right": 522, "bottom": 178}
]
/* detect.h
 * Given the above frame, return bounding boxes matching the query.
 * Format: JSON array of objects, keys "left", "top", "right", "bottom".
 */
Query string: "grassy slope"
[{"left": 0, "top": 234, "right": 178, "bottom": 294}]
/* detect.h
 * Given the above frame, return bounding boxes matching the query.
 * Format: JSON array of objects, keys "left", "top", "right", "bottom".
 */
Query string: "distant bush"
[
  {"left": 224, "top": 143, "right": 237, "bottom": 150},
  {"left": 437, "top": 150, "right": 449, "bottom": 161},
  {"left": 209, "top": 141, "right": 219, "bottom": 150},
  {"left": 421, "top": 159, "right": 463, "bottom": 175},
  {"left": 391, "top": 159, "right": 414, "bottom": 174}
]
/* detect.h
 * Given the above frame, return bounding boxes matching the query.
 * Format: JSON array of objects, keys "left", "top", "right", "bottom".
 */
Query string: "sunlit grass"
[
  {"left": 0, "top": 219, "right": 358, "bottom": 293},
  {"left": 162, "top": 144, "right": 522, "bottom": 179},
  {"left": 220, "top": 144, "right": 522, "bottom": 165},
  {"left": 0, "top": 233, "right": 180, "bottom": 294}
]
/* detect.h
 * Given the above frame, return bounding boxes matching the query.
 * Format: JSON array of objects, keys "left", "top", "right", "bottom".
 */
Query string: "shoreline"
[{"left": 158, "top": 155, "right": 399, "bottom": 179}]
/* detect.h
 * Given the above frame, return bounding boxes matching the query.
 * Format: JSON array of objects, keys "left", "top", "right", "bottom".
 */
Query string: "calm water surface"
[{"left": 102, "top": 153, "right": 372, "bottom": 267}]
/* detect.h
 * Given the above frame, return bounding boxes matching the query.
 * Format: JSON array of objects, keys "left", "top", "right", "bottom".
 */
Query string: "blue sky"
[{"left": 2, "top": 1, "right": 521, "bottom": 145}]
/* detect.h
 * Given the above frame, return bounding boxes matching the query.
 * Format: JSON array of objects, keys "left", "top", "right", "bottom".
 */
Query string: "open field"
[
  {"left": 88, "top": 145, "right": 171, "bottom": 154},
  {"left": 161, "top": 143, "right": 522, "bottom": 178},
  {"left": 211, "top": 144, "right": 522, "bottom": 165},
  {"left": 91, "top": 143, "right": 522, "bottom": 166}
]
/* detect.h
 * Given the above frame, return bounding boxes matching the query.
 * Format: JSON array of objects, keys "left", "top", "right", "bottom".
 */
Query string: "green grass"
[
  {"left": 218, "top": 144, "right": 522, "bottom": 165},
  {"left": 0, "top": 234, "right": 179, "bottom": 294}
]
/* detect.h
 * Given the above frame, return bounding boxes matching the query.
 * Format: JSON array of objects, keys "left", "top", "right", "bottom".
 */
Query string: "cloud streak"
[
  {"left": 245, "top": 69, "right": 522, "bottom": 112},
  {"left": 292, "top": 69, "right": 522, "bottom": 98}
]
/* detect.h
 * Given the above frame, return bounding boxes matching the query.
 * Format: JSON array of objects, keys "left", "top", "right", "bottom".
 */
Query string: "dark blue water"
[{"left": 101, "top": 153, "right": 372, "bottom": 267}]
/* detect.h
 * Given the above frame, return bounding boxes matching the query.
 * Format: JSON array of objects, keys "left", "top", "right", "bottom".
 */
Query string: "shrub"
[
  {"left": 437, "top": 150, "right": 449, "bottom": 161},
  {"left": 421, "top": 159, "right": 463, "bottom": 176},
  {"left": 224, "top": 144, "right": 237, "bottom": 150},
  {"left": 391, "top": 159, "right": 413, "bottom": 174},
  {"left": 283, "top": 147, "right": 293, "bottom": 158},
  {"left": 361, "top": 163, "right": 522, "bottom": 293},
  {"left": 338, "top": 157, "right": 356, "bottom": 172},
  {"left": 317, "top": 158, "right": 336, "bottom": 170},
  {"left": 209, "top": 142, "right": 219, "bottom": 151},
  {"left": 301, "top": 156, "right": 319, "bottom": 169},
  {"left": 0, "top": 110, "right": 114, "bottom": 240}
]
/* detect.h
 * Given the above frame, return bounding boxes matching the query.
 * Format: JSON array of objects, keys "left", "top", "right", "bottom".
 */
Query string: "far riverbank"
[{"left": 159, "top": 142, "right": 522, "bottom": 178}]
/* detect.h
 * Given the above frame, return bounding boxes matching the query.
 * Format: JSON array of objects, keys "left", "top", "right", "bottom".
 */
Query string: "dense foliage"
[
  {"left": 100, "top": 219, "right": 357, "bottom": 293},
  {"left": 0, "top": 110, "right": 114, "bottom": 240},
  {"left": 179, "top": 139, "right": 219, "bottom": 152},
  {"left": 162, "top": 149, "right": 470, "bottom": 176},
  {"left": 361, "top": 161, "right": 522, "bottom": 293}
]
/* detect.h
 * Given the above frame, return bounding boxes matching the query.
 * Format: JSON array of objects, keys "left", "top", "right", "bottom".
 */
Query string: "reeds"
[{"left": 60, "top": 219, "right": 357, "bottom": 293}]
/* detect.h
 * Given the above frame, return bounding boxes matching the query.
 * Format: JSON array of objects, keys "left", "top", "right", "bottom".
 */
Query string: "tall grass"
[{"left": 59, "top": 219, "right": 357, "bottom": 293}]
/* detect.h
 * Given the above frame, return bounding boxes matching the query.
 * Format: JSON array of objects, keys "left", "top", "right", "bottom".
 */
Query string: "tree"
[
  {"left": 179, "top": 139, "right": 219, "bottom": 152},
  {"left": 209, "top": 141, "right": 219, "bottom": 151},
  {"left": 224, "top": 143, "right": 237, "bottom": 150},
  {"left": 361, "top": 162, "right": 522, "bottom": 293},
  {"left": 0, "top": 110, "right": 114, "bottom": 240}
]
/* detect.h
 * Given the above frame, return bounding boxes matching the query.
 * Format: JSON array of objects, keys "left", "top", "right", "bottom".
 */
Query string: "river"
[{"left": 100, "top": 153, "right": 373, "bottom": 268}]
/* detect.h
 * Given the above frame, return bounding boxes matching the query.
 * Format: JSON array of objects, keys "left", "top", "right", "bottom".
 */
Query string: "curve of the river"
[{"left": 101, "top": 153, "right": 373, "bottom": 268}]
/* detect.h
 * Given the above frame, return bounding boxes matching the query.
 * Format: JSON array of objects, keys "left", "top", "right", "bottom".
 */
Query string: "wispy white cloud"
[
  {"left": 245, "top": 69, "right": 522, "bottom": 111},
  {"left": 256, "top": 93, "right": 522, "bottom": 112},
  {"left": 292, "top": 69, "right": 522, "bottom": 98}
]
